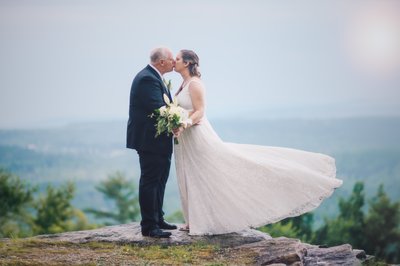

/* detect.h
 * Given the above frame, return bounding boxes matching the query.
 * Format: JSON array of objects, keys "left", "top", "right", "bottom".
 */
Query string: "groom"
[{"left": 126, "top": 47, "right": 176, "bottom": 238}]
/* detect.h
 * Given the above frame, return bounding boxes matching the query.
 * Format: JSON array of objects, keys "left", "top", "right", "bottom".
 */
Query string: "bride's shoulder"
[
  {"left": 188, "top": 77, "right": 204, "bottom": 90},
  {"left": 188, "top": 80, "right": 205, "bottom": 98}
]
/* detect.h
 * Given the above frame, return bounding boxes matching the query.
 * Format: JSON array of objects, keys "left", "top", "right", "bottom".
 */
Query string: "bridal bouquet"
[{"left": 151, "top": 94, "right": 191, "bottom": 144}]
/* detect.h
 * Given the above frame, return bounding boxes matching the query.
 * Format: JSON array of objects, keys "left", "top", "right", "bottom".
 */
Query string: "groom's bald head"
[
  {"left": 150, "top": 47, "right": 172, "bottom": 64},
  {"left": 150, "top": 47, "right": 175, "bottom": 74}
]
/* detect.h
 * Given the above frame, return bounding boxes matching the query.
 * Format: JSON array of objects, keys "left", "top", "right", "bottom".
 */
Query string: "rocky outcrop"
[
  {"left": 235, "top": 237, "right": 367, "bottom": 265},
  {"left": 35, "top": 222, "right": 369, "bottom": 265},
  {"left": 36, "top": 222, "right": 271, "bottom": 248}
]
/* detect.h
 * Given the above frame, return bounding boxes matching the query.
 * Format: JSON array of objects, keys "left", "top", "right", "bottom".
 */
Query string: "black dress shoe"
[
  {"left": 158, "top": 221, "right": 177, "bottom": 230},
  {"left": 142, "top": 228, "right": 172, "bottom": 238}
]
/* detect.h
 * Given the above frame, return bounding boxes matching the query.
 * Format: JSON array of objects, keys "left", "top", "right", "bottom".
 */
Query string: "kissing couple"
[{"left": 126, "top": 47, "right": 342, "bottom": 238}]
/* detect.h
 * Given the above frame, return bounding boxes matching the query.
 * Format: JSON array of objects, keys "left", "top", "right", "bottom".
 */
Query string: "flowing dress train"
[{"left": 174, "top": 80, "right": 343, "bottom": 235}]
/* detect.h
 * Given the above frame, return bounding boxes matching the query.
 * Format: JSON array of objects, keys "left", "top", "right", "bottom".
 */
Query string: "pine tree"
[
  {"left": 284, "top": 213, "right": 314, "bottom": 242},
  {"left": 34, "top": 182, "right": 95, "bottom": 234},
  {"left": 314, "top": 181, "right": 365, "bottom": 248},
  {"left": 85, "top": 172, "right": 140, "bottom": 225},
  {"left": 0, "top": 169, "right": 36, "bottom": 237},
  {"left": 260, "top": 213, "right": 315, "bottom": 242},
  {"left": 363, "top": 184, "right": 400, "bottom": 263}
]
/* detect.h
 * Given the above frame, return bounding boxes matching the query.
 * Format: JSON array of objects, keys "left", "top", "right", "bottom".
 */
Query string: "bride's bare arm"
[{"left": 188, "top": 81, "right": 205, "bottom": 125}]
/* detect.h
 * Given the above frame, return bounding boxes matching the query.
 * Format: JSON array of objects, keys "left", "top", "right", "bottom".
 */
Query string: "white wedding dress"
[{"left": 174, "top": 79, "right": 343, "bottom": 236}]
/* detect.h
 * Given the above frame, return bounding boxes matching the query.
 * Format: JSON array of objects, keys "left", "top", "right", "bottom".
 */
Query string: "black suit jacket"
[{"left": 126, "top": 65, "right": 173, "bottom": 155}]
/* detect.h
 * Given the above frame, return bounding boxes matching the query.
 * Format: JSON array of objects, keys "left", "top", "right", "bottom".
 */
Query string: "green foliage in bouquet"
[
  {"left": 152, "top": 108, "right": 181, "bottom": 139},
  {"left": 150, "top": 94, "right": 191, "bottom": 144}
]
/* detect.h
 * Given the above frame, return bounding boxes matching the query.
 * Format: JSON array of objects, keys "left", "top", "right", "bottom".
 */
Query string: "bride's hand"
[{"left": 173, "top": 126, "right": 184, "bottom": 137}]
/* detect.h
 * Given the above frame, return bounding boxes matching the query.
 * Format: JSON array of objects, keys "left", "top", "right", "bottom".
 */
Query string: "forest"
[{"left": 1, "top": 117, "right": 399, "bottom": 263}]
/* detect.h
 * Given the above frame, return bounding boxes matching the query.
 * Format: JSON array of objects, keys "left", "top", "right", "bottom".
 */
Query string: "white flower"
[
  {"left": 151, "top": 94, "right": 191, "bottom": 144},
  {"left": 159, "top": 106, "right": 167, "bottom": 116},
  {"left": 168, "top": 106, "right": 180, "bottom": 116},
  {"left": 163, "top": 94, "right": 171, "bottom": 105}
]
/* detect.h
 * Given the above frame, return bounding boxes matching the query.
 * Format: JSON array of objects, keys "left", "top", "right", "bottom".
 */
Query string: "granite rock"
[{"left": 35, "top": 222, "right": 369, "bottom": 265}]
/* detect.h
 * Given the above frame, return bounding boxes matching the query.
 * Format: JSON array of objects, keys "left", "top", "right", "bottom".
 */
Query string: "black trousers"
[{"left": 137, "top": 151, "right": 171, "bottom": 232}]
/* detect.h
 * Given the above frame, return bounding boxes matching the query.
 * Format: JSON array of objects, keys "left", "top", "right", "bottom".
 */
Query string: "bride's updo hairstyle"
[{"left": 181, "top": 49, "right": 201, "bottom": 77}]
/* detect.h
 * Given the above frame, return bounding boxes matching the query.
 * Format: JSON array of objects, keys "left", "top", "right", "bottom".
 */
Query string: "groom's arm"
[{"left": 136, "top": 77, "right": 165, "bottom": 112}]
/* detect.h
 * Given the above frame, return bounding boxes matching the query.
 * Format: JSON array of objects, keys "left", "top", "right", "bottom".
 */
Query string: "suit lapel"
[{"left": 146, "top": 65, "right": 172, "bottom": 102}]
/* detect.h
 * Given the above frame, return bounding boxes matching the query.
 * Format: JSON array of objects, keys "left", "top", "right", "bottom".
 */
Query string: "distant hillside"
[{"left": 1, "top": 117, "right": 399, "bottom": 222}]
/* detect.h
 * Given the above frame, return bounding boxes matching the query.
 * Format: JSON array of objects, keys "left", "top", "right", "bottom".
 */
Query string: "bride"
[{"left": 172, "top": 49, "right": 343, "bottom": 235}]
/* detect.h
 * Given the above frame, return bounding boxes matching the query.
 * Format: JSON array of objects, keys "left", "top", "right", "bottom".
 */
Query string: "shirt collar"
[{"left": 149, "top": 64, "right": 163, "bottom": 79}]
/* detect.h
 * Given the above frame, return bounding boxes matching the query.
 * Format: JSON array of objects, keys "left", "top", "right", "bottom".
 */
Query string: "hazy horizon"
[
  {"left": 1, "top": 0, "right": 399, "bottom": 129},
  {"left": 1, "top": 114, "right": 400, "bottom": 131}
]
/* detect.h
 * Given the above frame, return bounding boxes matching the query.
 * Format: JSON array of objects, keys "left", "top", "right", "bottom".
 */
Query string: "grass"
[{"left": 0, "top": 238, "right": 256, "bottom": 265}]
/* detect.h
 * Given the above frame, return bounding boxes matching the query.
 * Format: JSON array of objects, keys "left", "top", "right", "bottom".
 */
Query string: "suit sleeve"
[{"left": 136, "top": 76, "right": 166, "bottom": 113}]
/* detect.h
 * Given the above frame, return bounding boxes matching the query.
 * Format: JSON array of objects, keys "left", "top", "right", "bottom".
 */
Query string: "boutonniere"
[{"left": 164, "top": 79, "right": 173, "bottom": 91}]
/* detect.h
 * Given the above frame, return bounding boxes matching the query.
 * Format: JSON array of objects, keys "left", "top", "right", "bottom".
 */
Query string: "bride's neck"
[{"left": 181, "top": 72, "right": 192, "bottom": 83}]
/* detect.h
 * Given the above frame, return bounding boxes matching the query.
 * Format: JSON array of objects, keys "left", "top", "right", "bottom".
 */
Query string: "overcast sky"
[{"left": 1, "top": 0, "right": 399, "bottom": 128}]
